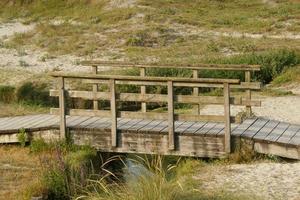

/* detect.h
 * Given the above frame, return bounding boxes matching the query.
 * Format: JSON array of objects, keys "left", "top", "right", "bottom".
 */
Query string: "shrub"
[
  {"left": 16, "top": 81, "right": 57, "bottom": 106},
  {"left": 0, "top": 85, "right": 15, "bottom": 103},
  {"left": 206, "top": 49, "right": 300, "bottom": 84},
  {"left": 17, "top": 128, "right": 27, "bottom": 147}
]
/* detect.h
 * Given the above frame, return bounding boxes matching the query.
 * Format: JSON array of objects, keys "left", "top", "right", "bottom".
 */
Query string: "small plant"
[
  {"left": 17, "top": 128, "right": 27, "bottom": 147},
  {"left": 19, "top": 59, "right": 30, "bottom": 67},
  {"left": 0, "top": 85, "right": 15, "bottom": 103}
]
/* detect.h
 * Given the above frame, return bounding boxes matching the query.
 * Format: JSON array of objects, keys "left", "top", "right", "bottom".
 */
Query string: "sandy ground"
[{"left": 195, "top": 161, "right": 300, "bottom": 200}]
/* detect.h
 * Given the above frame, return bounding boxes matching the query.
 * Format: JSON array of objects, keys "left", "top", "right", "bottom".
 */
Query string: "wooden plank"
[
  {"left": 241, "top": 118, "right": 269, "bottom": 139},
  {"left": 161, "top": 120, "right": 184, "bottom": 133},
  {"left": 195, "top": 122, "right": 217, "bottom": 135},
  {"left": 168, "top": 81, "right": 175, "bottom": 150},
  {"left": 68, "top": 116, "right": 92, "bottom": 128},
  {"left": 1, "top": 115, "right": 43, "bottom": 130},
  {"left": 140, "top": 67, "right": 147, "bottom": 112},
  {"left": 223, "top": 82, "right": 231, "bottom": 153},
  {"left": 118, "top": 119, "right": 144, "bottom": 130},
  {"left": 149, "top": 120, "right": 169, "bottom": 133},
  {"left": 24, "top": 115, "right": 58, "bottom": 129},
  {"left": 31, "top": 115, "right": 60, "bottom": 128},
  {"left": 66, "top": 116, "right": 85, "bottom": 126},
  {"left": 183, "top": 121, "right": 207, "bottom": 134},
  {"left": 277, "top": 125, "right": 300, "bottom": 144},
  {"left": 76, "top": 117, "right": 101, "bottom": 128},
  {"left": 253, "top": 120, "right": 280, "bottom": 141},
  {"left": 138, "top": 120, "right": 164, "bottom": 133},
  {"left": 175, "top": 121, "right": 196, "bottom": 134},
  {"left": 264, "top": 122, "right": 290, "bottom": 142},
  {"left": 50, "top": 73, "right": 240, "bottom": 84},
  {"left": 245, "top": 70, "right": 252, "bottom": 116},
  {"left": 289, "top": 130, "right": 300, "bottom": 146},
  {"left": 92, "top": 65, "right": 99, "bottom": 110},
  {"left": 51, "top": 90, "right": 259, "bottom": 107},
  {"left": 126, "top": 119, "right": 153, "bottom": 131},
  {"left": 192, "top": 69, "right": 200, "bottom": 115},
  {"left": 208, "top": 123, "right": 225, "bottom": 136},
  {"left": 254, "top": 142, "right": 300, "bottom": 160},
  {"left": 232, "top": 118, "right": 258, "bottom": 136},
  {"left": 59, "top": 77, "right": 66, "bottom": 139},
  {"left": 86, "top": 118, "right": 111, "bottom": 129},
  {"left": 81, "top": 61, "right": 261, "bottom": 71},
  {"left": 110, "top": 79, "right": 117, "bottom": 147}
]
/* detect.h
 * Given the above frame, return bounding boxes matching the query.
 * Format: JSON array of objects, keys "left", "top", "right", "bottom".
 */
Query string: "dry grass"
[
  {"left": 0, "top": 102, "right": 48, "bottom": 117},
  {"left": 0, "top": 146, "right": 42, "bottom": 200}
]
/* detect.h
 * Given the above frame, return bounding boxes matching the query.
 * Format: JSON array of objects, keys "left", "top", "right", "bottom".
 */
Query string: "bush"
[
  {"left": 206, "top": 49, "right": 300, "bottom": 84},
  {"left": 16, "top": 81, "right": 57, "bottom": 106},
  {"left": 0, "top": 85, "right": 15, "bottom": 103}
]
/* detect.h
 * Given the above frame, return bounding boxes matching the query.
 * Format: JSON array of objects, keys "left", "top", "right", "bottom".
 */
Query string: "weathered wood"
[
  {"left": 253, "top": 120, "right": 279, "bottom": 141},
  {"left": 254, "top": 142, "right": 300, "bottom": 160},
  {"left": 50, "top": 73, "right": 240, "bottom": 84},
  {"left": 277, "top": 125, "right": 300, "bottom": 144},
  {"left": 92, "top": 65, "right": 99, "bottom": 110},
  {"left": 245, "top": 71, "right": 251, "bottom": 116},
  {"left": 140, "top": 67, "right": 147, "bottom": 112},
  {"left": 51, "top": 90, "right": 260, "bottom": 107},
  {"left": 168, "top": 81, "right": 175, "bottom": 150},
  {"left": 59, "top": 77, "right": 66, "bottom": 139},
  {"left": 242, "top": 118, "right": 269, "bottom": 139},
  {"left": 50, "top": 108, "right": 236, "bottom": 123},
  {"left": 110, "top": 79, "right": 117, "bottom": 147},
  {"left": 192, "top": 69, "right": 200, "bottom": 114},
  {"left": 223, "top": 83, "right": 231, "bottom": 153},
  {"left": 81, "top": 61, "right": 261, "bottom": 71}
]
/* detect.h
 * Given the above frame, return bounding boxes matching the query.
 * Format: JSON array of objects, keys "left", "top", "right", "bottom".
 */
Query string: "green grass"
[{"left": 272, "top": 65, "right": 300, "bottom": 85}]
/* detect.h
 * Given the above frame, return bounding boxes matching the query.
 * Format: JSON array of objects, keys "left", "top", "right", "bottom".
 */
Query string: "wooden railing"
[
  {"left": 50, "top": 73, "right": 247, "bottom": 153},
  {"left": 81, "top": 61, "right": 261, "bottom": 117}
]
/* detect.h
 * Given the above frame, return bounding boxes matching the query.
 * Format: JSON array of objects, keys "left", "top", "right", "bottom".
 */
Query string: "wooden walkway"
[{"left": 0, "top": 114, "right": 299, "bottom": 159}]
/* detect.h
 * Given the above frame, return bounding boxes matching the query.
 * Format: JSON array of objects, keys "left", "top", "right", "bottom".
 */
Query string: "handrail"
[
  {"left": 50, "top": 73, "right": 240, "bottom": 84},
  {"left": 81, "top": 61, "right": 261, "bottom": 71}
]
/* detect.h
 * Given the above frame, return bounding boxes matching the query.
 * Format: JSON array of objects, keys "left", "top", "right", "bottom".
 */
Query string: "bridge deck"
[{"left": 0, "top": 114, "right": 299, "bottom": 159}]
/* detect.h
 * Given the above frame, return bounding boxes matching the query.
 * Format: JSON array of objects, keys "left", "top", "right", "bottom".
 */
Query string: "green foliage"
[
  {"left": 30, "top": 140, "right": 98, "bottom": 199},
  {"left": 272, "top": 65, "right": 300, "bottom": 85},
  {"left": 261, "top": 88, "right": 294, "bottom": 97},
  {"left": 0, "top": 85, "right": 15, "bottom": 103},
  {"left": 206, "top": 49, "right": 300, "bottom": 83},
  {"left": 17, "top": 128, "right": 27, "bottom": 147},
  {"left": 16, "top": 81, "right": 56, "bottom": 106}
]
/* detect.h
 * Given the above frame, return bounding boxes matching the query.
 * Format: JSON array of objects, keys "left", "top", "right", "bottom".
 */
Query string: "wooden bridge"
[{"left": 0, "top": 62, "right": 299, "bottom": 159}]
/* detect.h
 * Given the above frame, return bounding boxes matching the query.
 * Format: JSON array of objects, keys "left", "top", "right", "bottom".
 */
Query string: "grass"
[
  {"left": 0, "top": 102, "right": 48, "bottom": 117},
  {"left": 272, "top": 65, "right": 300, "bottom": 85},
  {"left": 0, "top": 146, "right": 42, "bottom": 200}
]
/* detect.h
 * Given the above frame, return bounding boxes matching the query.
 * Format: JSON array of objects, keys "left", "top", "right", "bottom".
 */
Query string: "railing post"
[
  {"left": 192, "top": 69, "right": 200, "bottom": 115},
  {"left": 110, "top": 79, "right": 117, "bottom": 147},
  {"left": 59, "top": 77, "right": 66, "bottom": 139},
  {"left": 140, "top": 67, "right": 146, "bottom": 112},
  {"left": 167, "top": 81, "right": 175, "bottom": 150},
  {"left": 223, "top": 82, "right": 231, "bottom": 153},
  {"left": 245, "top": 70, "right": 251, "bottom": 117},
  {"left": 92, "top": 65, "right": 99, "bottom": 110}
]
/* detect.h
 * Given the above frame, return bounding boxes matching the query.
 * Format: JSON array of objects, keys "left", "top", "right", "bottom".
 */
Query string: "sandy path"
[{"left": 194, "top": 162, "right": 300, "bottom": 200}]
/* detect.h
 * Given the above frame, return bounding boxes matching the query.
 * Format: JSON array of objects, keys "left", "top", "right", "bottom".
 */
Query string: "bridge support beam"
[
  {"left": 110, "top": 79, "right": 117, "bottom": 147},
  {"left": 168, "top": 81, "right": 175, "bottom": 150},
  {"left": 224, "top": 83, "right": 231, "bottom": 153}
]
